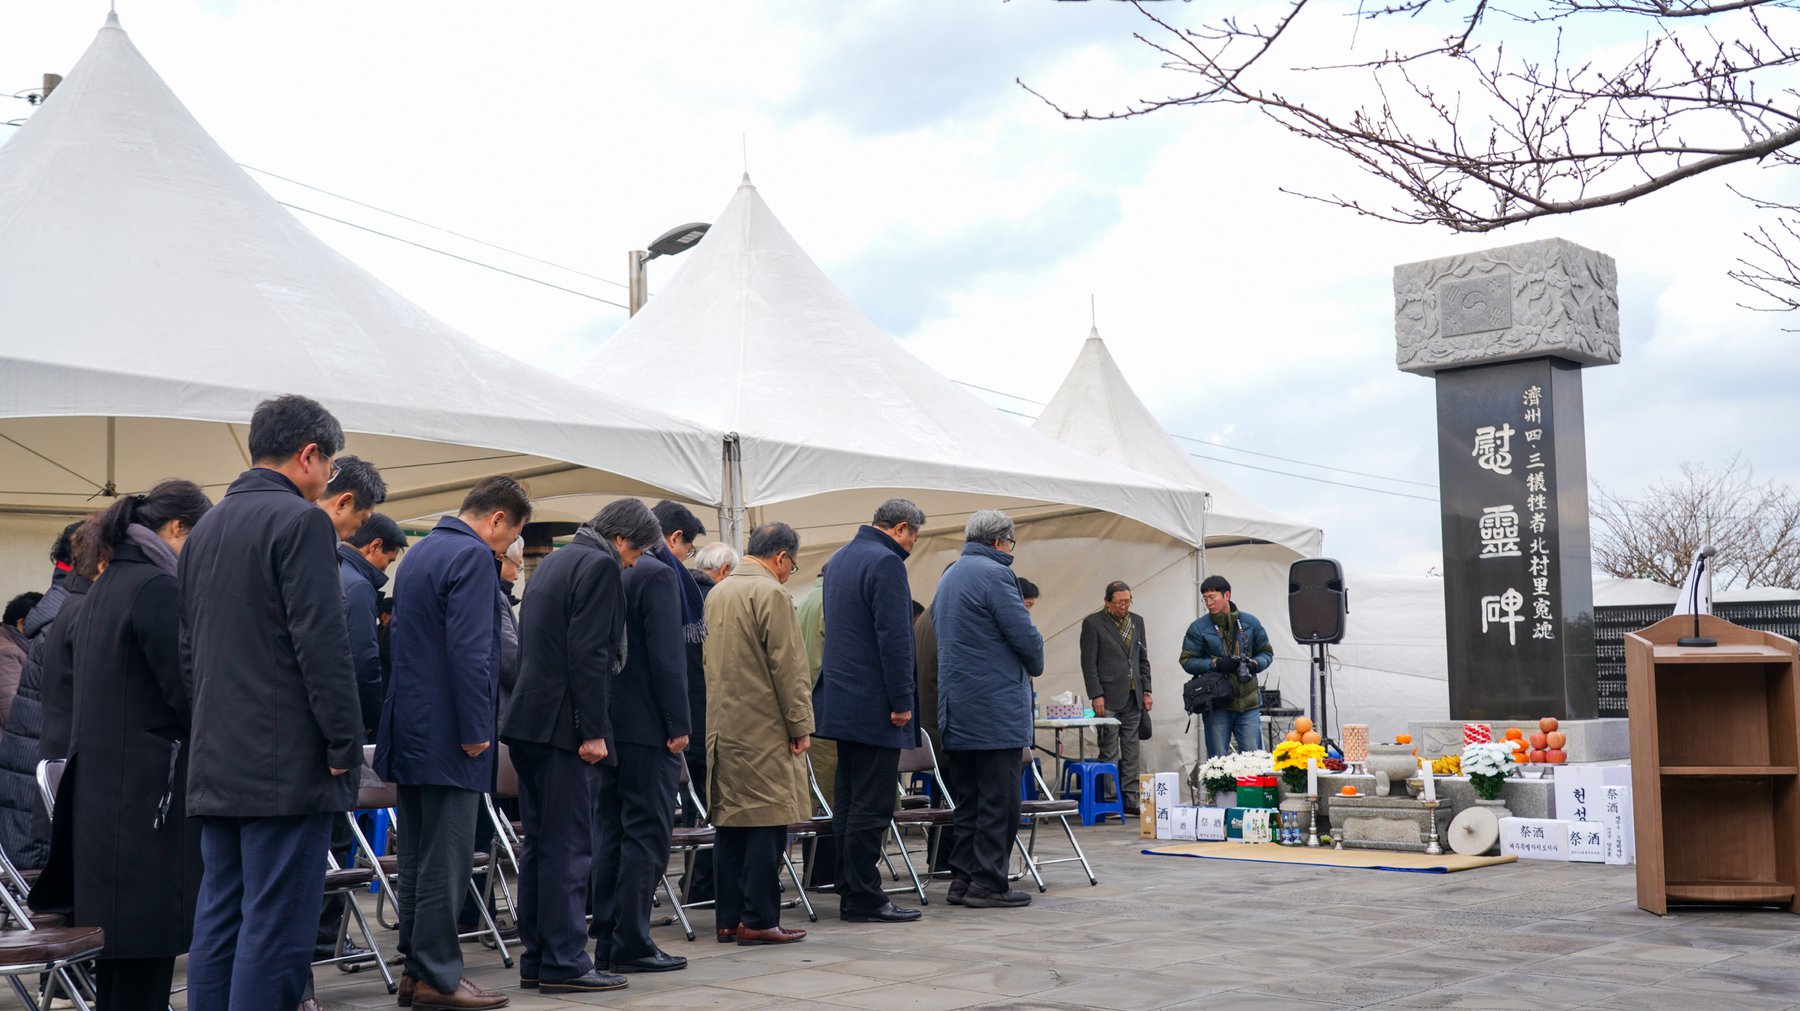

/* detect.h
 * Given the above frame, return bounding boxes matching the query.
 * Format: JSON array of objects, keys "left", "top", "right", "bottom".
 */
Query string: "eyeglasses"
[{"left": 784, "top": 552, "right": 802, "bottom": 576}]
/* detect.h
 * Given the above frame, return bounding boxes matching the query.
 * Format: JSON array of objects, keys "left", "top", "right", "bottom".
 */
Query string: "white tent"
[
  {"left": 0, "top": 15, "right": 722, "bottom": 601},
  {"left": 566, "top": 175, "right": 1209, "bottom": 553},
  {"left": 1031, "top": 330, "right": 1335, "bottom": 776}
]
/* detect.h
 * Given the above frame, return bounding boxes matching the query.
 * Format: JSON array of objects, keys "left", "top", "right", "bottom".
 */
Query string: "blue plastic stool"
[{"left": 1059, "top": 760, "right": 1124, "bottom": 826}]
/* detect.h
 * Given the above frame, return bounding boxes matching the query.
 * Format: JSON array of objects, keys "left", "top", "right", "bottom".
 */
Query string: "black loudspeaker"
[{"left": 1288, "top": 558, "right": 1348, "bottom": 645}]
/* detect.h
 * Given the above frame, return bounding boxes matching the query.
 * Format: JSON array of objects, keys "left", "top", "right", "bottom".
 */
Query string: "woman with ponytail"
[{"left": 31, "top": 479, "right": 212, "bottom": 1010}]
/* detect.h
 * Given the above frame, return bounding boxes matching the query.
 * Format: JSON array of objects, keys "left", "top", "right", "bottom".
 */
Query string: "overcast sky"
[{"left": 5, "top": 1, "right": 1795, "bottom": 581}]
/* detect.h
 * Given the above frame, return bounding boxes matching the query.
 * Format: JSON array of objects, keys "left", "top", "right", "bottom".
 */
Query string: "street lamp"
[{"left": 628, "top": 221, "right": 711, "bottom": 315}]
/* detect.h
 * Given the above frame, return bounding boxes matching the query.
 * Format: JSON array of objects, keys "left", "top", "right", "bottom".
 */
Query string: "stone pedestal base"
[
  {"left": 1319, "top": 771, "right": 1554, "bottom": 820},
  {"left": 1326, "top": 794, "right": 1451, "bottom": 853},
  {"left": 1407, "top": 719, "right": 1629, "bottom": 763}
]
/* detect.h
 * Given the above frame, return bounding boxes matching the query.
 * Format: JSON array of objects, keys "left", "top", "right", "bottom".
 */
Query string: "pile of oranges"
[
  {"left": 1283, "top": 716, "right": 1322, "bottom": 745},
  {"left": 1503, "top": 718, "right": 1568, "bottom": 764}
]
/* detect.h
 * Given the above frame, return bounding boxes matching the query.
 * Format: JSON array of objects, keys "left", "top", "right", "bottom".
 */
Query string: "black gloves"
[{"left": 1215, "top": 656, "right": 1241, "bottom": 675}]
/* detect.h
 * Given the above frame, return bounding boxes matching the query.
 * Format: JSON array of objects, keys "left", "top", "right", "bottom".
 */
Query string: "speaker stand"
[{"left": 1309, "top": 643, "right": 1339, "bottom": 755}]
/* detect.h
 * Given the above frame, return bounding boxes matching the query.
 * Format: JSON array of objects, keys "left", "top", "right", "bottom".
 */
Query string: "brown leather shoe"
[
  {"left": 397, "top": 973, "right": 416, "bottom": 1006},
  {"left": 716, "top": 926, "right": 738, "bottom": 944},
  {"left": 408, "top": 977, "right": 509, "bottom": 1010},
  {"left": 735, "top": 923, "right": 807, "bottom": 946}
]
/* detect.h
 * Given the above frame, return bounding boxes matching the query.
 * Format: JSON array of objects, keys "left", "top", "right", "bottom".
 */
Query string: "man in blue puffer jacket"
[
  {"left": 1179, "top": 575, "right": 1274, "bottom": 759},
  {"left": 933, "top": 509, "right": 1042, "bottom": 909}
]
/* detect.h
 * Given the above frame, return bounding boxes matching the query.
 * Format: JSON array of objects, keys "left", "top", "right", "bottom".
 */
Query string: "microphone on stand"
[{"left": 1678, "top": 546, "right": 1717, "bottom": 648}]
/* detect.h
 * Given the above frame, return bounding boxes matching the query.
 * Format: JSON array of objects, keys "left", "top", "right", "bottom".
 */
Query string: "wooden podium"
[{"left": 1626, "top": 613, "right": 1799, "bottom": 915}]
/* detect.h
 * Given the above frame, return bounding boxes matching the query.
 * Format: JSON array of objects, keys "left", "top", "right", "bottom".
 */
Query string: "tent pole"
[
  {"left": 721, "top": 433, "right": 746, "bottom": 554},
  {"left": 104, "top": 416, "right": 117, "bottom": 497}
]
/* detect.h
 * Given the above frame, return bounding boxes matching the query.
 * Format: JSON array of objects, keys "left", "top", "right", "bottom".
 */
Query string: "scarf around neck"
[
  {"left": 125, "top": 523, "right": 179, "bottom": 577},
  {"left": 652, "top": 541, "right": 708, "bottom": 644},
  {"left": 1105, "top": 608, "right": 1133, "bottom": 646}
]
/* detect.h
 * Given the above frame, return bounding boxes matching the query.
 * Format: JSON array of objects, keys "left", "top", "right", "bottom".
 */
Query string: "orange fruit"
[
  {"left": 1301, "top": 731, "right": 1321, "bottom": 745},
  {"left": 1503, "top": 727, "right": 1524, "bottom": 741},
  {"left": 1294, "top": 716, "right": 1314, "bottom": 735},
  {"left": 1285, "top": 731, "right": 1301, "bottom": 743},
  {"left": 1395, "top": 734, "right": 1412, "bottom": 745},
  {"left": 1340, "top": 785, "right": 1358, "bottom": 796}
]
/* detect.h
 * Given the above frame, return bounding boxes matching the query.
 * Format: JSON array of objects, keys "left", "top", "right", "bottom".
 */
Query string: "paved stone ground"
[{"left": 191, "top": 826, "right": 1800, "bottom": 1011}]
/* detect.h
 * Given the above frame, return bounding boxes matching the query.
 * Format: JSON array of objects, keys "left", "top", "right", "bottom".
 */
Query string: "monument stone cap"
[{"left": 1394, "top": 237, "right": 1620, "bottom": 375}]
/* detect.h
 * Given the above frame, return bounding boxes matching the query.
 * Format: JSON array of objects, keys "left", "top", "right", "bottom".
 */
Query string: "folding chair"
[
  {"left": 1013, "top": 750, "right": 1097, "bottom": 891},
  {"left": 312, "top": 853, "right": 397, "bottom": 994},
  {"left": 33, "top": 760, "right": 63, "bottom": 824},
  {"left": 656, "top": 764, "right": 712, "bottom": 942},
  {"left": 658, "top": 761, "right": 818, "bottom": 938},
  {"left": 351, "top": 749, "right": 514, "bottom": 968},
  {"left": 0, "top": 874, "right": 102, "bottom": 1011},
  {"left": 887, "top": 735, "right": 955, "bottom": 904}
]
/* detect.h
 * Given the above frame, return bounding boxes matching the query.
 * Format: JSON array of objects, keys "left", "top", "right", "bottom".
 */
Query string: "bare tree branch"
[
  {"left": 1592, "top": 457, "right": 1800, "bottom": 590},
  {"left": 1023, "top": 0, "right": 1800, "bottom": 307}
]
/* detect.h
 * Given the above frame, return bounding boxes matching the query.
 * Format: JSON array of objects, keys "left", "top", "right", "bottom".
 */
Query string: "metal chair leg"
[
  {"left": 780, "top": 849, "right": 817, "bottom": 922},
  {"left": 885, "top": 822, "right": 928, "bottom": 903},
  {"left": 464, "top": 877, "right": 514, "bottom": 968},
  {"left": 346, "top": 890, "right": 398, "bottom": 993},
  {"left": 658, "top": 874, "right": 696, "bottom": 941}
]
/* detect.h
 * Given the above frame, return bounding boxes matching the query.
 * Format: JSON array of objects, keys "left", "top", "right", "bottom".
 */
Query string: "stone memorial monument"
[{"left": 1395, "top": 238, "right": 1626, "bottom": 760}]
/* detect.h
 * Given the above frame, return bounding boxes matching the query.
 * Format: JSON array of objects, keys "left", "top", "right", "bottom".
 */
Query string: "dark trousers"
[
  {"left": 591, "top": 743, "right": 680, "bottom": 962},
  {"left": 832, "top": 740, "right": 898, "bottom": 913},
  {"left": 512, "top": 741, "right": 599, "bottom": 983},
  {"left": 189, "top": 812, "right": 332, "bottom": 1010},
  {"left": 713, "top": 825, "right": 785, "bottom": 931},
  {"left": 941, "top": 748, "right": 1023, "bottom": 896},
  {"left": 395, "top": 784, "right": 481, "bottom": 994},
  {"left": 96, "top": 956, "right": 175, "bottom": 1011},
  {"left": 1095, "top": 690, "right": 1143, "bottom": 802},
  {"left": 679, "top": 751, "right": 714, "bottom": 903}
]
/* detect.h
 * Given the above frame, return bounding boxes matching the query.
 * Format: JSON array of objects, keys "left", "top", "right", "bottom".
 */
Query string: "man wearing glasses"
[
  {"left": 1179, "top": 575, "right": 1274, "bottom": 759},
  {"left": 701, "top": 522, "right": 814, "bottom": 946}
]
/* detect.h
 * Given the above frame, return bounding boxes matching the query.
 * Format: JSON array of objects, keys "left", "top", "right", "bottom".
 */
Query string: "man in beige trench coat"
[{"left": 702, "top": 522, "right": 814, "bottom": 946}]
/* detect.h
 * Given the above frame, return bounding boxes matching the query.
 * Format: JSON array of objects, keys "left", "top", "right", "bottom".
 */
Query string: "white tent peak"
[
  {"left": 572, "top": 179, "right": 1208, "bottom": 544},
  {"left": 104, "top": 11, "right": 121, "bottom": 29},
  {"left": 1035, "top": 328, "right": 1323, "bottom": 554},
  {"left": 0, "top": 16, "right": 719, "bottom": 509}
]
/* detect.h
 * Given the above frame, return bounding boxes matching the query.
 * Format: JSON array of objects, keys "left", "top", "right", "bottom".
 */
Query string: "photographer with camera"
[{"left": 1178, "top": 576, "right": 1274, "bottom": 759}]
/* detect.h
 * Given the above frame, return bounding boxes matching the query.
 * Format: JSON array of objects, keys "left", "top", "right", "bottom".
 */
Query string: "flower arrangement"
[
  {"left": 1197, "top": 749, "right": 1273, "bottom": 799},
  {"left": 1272, "top": 740, "right": 1329, "bottom": 793},
  {"left": 1461, "top": 741, "right": 1516, "bottom": 800}
]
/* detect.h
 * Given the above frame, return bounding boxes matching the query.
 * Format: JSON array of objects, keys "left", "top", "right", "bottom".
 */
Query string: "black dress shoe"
[
  {"left": 611, "top": 950, "right": 688, "bottom": 973},
  {"left": 540, "top": 969, "right": 629, "bottom": 994},
  {"left": 962, "top": 888, "right": 1032, "bottom": 908},
  {"left": 946, "top": 879, "right": 968, "bottom": 906},
  {"left": 840, "top": 901, "right": 922, "bottom": 923}
]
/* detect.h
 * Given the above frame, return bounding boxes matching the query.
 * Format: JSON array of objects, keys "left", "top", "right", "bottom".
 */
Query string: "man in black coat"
[
  {"left": 590, "top": 502, "right": 692, "bottom": 974},
  {"left": 1079, "top": 581, "right": 1153, "bottom": 813},
  {"left": 813, "top": 499, "right": 925, "bottom": 924},
  {"left": 500, "top": 501, "right": 647, "bottom": 995},
  {"left": 179, "top": 395, "right": 366, "bottom": 1010}
]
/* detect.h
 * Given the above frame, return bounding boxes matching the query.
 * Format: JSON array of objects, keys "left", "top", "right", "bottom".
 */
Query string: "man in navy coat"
[
  {"left": 933, "top": 509, "right": 1043, "bottom": 909},
  {"left": 376, "top": 476, "right": 531, "bottom": 1010},
  {"left": 814, "top": 499, "right": 925, "bottom": 923},
  {"left": 589, "top": 501, "right": 693, "bottom": 973}
]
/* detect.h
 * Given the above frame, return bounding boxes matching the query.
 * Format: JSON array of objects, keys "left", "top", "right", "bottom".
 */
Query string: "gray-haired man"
[{"left": 933, "top": 510, "right": 1042, "bottom": 908}]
